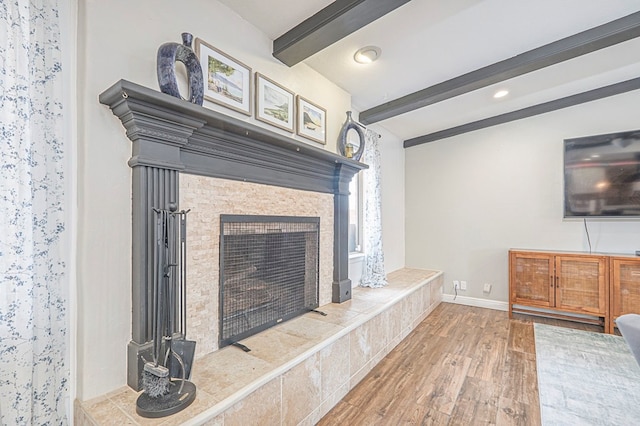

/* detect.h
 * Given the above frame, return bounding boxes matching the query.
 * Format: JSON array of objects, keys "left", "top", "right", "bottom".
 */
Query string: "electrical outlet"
[
  {"left": 460, "top": 281, "right": 467, "bottom": 290},
  {"left": 453, "top": 280, "right": 460, "bottom": 290},
  {"left": 483, "top": 283, "right": 492, "bottom": 293}
]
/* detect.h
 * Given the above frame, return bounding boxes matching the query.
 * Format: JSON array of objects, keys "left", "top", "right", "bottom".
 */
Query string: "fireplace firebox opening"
[{"left": 219, "top": 215, "right": 320, "bottom": 347}]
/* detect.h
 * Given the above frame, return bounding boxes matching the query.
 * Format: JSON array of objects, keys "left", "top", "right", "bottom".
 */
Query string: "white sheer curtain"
[
  {"left": 0, "top": 1, "right": 69, "bottom": 423},
  {"left": 359, "top": 129, "right": 388, "bottom": 288}
]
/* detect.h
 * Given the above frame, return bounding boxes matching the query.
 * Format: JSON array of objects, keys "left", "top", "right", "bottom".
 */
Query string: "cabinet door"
[
  {"left": 555, "top": 255, "right": 607, "bottom": 315},
  {"left": 510, "top": 252, "right": 554, "bottom": 308},
  {"left": 611, "top": 257, "right": 640, "bottom": 322}
]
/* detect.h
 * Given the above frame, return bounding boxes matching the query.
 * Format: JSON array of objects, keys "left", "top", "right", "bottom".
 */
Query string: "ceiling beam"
[
  {"left": 360, "top": 11, "right": 640, "bottom": 125},
  {"left": 403, "top": 77, "right": 640, "bottom": 148},
  {"left": 273, "top": 0, "right": 411, "bottom": 67}
]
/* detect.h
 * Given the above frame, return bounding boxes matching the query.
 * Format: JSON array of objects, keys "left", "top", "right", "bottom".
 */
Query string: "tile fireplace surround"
[
  {"left": 77, "top": 268, "right": 443, "bottom": 425},
  {"left": 180, "top": 174, "right": 335, "bottom": 358}
]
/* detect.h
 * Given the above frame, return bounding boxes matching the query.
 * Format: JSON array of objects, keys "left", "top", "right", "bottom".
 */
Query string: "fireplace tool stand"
[{"left": 137, "top": 204, "right": 196, "bottom": 418}]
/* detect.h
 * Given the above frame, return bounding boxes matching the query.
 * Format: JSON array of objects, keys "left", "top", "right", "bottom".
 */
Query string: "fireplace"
[
  {"left": 98, "top": 80, "right": 366, "bottom": 391},
  {"left": 219, "top": 215, "right": 319, "bottom": 347}
]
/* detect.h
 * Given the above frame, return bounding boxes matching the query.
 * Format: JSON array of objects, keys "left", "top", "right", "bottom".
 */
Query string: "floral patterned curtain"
[
  {"left": 0, "top": 0, "right": 69, "bottom": 423},
  {"left": 359, "top": 129, "right": 388, "bottom": 288}
]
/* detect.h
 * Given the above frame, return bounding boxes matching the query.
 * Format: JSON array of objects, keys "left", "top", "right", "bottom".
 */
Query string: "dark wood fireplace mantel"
[
  {"left": 99, "top": 80, "right": 366, "bottom": 390},
  {"left": 99, "top": 80, "right": 366, "bottom": 193}
]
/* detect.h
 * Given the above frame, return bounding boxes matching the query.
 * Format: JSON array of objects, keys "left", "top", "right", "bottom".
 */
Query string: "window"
[{"left": 348, "top": 173, "right": 362, "bottom": 253}]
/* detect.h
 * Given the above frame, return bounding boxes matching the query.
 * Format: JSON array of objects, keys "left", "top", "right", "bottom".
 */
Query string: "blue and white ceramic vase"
[
  {"left": 157, "top": 33, "right": 204, "bottom": 105},
  {"left": 338, "top": 111, "right": 366, "bottom": 161}
]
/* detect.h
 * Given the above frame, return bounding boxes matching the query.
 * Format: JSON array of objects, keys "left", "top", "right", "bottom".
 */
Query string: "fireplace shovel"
[
  {"left": 168, "top": 208, "right": 196, "bottom": 380},
  {"left": 170, "top": 338, "right": 195, "bottom": 379}
]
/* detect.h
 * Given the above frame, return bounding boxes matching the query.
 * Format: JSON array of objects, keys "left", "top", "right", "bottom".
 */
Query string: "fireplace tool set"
[{"left": 136, "top": 204, "right": 197, "bottom": 418}]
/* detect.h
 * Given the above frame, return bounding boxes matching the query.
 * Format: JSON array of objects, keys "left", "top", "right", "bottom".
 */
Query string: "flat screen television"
[{"left": 564, "top": 129, "right": 640, "bottom": 218}]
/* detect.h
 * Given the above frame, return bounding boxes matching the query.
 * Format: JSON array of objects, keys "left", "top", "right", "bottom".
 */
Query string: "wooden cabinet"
[
  {"left": 555, "top": 254, "right": 608, "bottom": 315},
  {"left": 509, "top": 251, "right": 554, "bottom": 308},
  {"left": 610, "top": 256, "right": 640, "bottom": 333},
  {"left": 509, "top": 250, "right": 609, "bottom": 331}
]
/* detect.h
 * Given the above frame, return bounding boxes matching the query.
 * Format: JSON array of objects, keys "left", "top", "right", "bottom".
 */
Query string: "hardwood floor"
[{"left": 318, "top": 302, "right": 602, "bottom": 426}]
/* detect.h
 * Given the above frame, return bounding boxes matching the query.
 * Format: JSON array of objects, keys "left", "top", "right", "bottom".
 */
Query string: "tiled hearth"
[{"left": 76, "top": 268, "right": 443, "bottom": 425}]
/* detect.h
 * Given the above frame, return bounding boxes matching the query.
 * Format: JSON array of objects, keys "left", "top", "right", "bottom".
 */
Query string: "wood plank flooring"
[{"left": 317, "top": 302, "right": 602, "bottom": 426}]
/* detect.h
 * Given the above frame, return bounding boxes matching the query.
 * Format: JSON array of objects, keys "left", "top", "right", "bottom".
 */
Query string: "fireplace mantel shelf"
[{"left": 99, "top": 79, "right": 367, "bottom": 194}]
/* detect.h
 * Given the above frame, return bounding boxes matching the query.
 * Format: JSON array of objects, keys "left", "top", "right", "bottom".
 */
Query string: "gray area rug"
[{"left": 534, "top": 323, "right": 640, "bottom": 425}]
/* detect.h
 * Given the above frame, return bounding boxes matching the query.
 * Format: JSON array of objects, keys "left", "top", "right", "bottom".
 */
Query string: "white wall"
[
  {"left": 405, "top": 90, "right": 640, "bottom": 302},
  {"left": 77, "top": 0, "right": 352, "bottom": 400},
  {"left": 377, "top": 125, "right": 406, "bottom": 273}
]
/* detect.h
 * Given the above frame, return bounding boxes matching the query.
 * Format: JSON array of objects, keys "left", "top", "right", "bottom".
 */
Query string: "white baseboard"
[{"left": 442, "top": 294, "right": 508, "bottom": 312}]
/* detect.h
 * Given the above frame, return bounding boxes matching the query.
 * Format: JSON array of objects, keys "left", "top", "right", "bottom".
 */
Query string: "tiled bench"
[{"left": 76, "top": 268, "right": 443, "bottom": 425}]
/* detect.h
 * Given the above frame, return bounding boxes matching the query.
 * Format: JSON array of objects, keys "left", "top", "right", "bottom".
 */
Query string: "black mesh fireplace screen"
[{"left": 219, "top": 215, "right": 320, "bottom": 348}]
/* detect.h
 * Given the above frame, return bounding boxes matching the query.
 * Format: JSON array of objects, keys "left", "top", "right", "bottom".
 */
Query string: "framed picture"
[
  {"left": 296, "top": 96, "right": 326, "bottom": 144},
  {"left": 195, "top": 38, "right": 252, "bottom": 115},
  {"left": 255, "top": 73, "right": 295, "bottom": 132}
]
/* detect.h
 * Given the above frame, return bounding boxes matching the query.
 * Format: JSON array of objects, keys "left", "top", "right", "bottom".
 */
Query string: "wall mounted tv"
[{"left": 564, "top": 129, "right": 640, "bottom": 218}]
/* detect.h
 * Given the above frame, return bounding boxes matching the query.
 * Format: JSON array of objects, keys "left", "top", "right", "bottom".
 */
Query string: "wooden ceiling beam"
[
  {"left": 403, "top": 77, "right": 640, "bottom": 148},
  {"left": 360, "top": 11, "right": 640, "bottom": 125},
  {"left": 273, "top": 0, "right": 411, "bottom": 67}
]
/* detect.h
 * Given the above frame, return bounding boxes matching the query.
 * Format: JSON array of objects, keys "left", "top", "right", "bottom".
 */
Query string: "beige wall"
[
  {"left": 77, "top": 0, "right": 353, "bottom": 400},
  {"left": 405, "top": 90, "right": 640, "bottom": 303}
]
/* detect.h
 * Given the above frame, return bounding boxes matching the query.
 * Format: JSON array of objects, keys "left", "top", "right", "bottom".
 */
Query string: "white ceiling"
[{"left": 219, "top": 0, "right": 640, "bottom": 143}]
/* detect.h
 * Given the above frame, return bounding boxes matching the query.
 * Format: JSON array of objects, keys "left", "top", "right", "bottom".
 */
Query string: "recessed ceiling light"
[
  {"left": 354, "top": 46, "right": 381, "bottom": 64},
  {"left": 493, "top": 89, "right": 509, "bottom": 99}
]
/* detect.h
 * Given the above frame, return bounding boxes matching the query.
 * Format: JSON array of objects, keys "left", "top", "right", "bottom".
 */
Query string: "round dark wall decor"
[
  {"left": 157, "top": 33, "right": 204, "bottom": 105},
  {"left": 338, "top": 111, "right": 366, "bottom": 161}
]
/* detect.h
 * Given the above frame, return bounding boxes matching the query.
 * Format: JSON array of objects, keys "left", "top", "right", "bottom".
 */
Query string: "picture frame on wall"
[
  {"left": 296, "top": 96, "right": 326, "bottom": 145},
  {"left": 195, "top": 38, "right": 252, "bottom": 115},
  {"left": 255, "top": 72, "right": 295, "bottom": 132}
]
